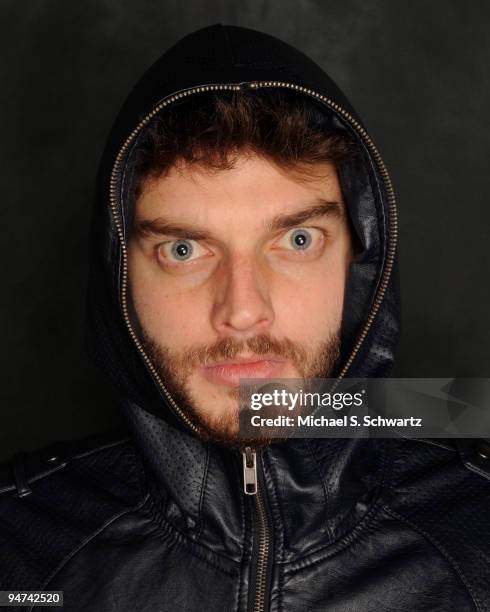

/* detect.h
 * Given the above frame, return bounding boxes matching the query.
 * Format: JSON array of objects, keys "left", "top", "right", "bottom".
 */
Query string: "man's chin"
[
  {"left": 181, "top": 375, "right": 298, "bottom": 449},
  {"left": 182, "top": 403, "right": 285, "bottom": 450}
]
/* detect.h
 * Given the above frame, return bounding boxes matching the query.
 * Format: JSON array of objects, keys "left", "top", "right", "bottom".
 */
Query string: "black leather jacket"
[{"left": 1, "top": 24, "right": 489, "bottom": 612}]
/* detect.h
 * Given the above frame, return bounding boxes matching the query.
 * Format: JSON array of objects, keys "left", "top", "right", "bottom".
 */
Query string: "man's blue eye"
[
  {"left": 171, "top": 239, "right": 194, "bottom": 260},
  {"left": 289, "top": 229, "right": 313, "bottom": 250}
]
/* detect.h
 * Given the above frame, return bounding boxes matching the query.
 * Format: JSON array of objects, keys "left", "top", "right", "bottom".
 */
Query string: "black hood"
[
  {"left": 84, "top": 24, "right": 400, "bottom": 551},
  {"left": 86, "top": 23, "right": 400, "bottom": 429}
]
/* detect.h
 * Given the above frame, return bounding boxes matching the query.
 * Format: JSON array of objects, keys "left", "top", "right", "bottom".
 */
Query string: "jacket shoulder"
[
  {"left": 0, "top": 428, "right": 149, "bottom": 590},
  {"left": 387, "top": 438, "right": 490, "bottom": 609},
  {"left": 0, "top": 428, "right": 144, "bottom": 495}
]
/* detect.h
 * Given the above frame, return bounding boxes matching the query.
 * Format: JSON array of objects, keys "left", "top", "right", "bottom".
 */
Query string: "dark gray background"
[{"left": 1, "top": 0, "right": 489, "bottom": 460}]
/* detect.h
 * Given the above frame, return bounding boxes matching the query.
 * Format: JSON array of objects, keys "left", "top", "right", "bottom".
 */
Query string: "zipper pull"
[{"left": 242, "top": 446, "right": 257, "bottom": 495}]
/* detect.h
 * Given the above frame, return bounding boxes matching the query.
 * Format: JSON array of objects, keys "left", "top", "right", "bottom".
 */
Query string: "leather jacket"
[{"left": 1, "top": 24, "right": 489, "bottom": 612}]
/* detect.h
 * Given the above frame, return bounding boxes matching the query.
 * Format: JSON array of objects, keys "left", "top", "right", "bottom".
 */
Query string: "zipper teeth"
[
  {"left": 108, "top": 80, "right": 398, "bottom": 430},
  {"left": 254, "top": 490, "right": 270, "bottom": 612}
]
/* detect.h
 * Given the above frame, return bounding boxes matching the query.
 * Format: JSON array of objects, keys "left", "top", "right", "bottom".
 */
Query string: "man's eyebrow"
[
  {"left": 266, "top": 200, "right": 343, "bottom": 233},
  {"left": 133, "top": 200, "right": 343, "bottom": 241},
  {"left": 134, "top": 219, "right": 210, "bottom": 241}
]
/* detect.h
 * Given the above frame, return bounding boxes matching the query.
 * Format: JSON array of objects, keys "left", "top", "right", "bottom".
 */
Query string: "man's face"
[{"left": 127, "top": 154, "right": 353, "bottom": 444}]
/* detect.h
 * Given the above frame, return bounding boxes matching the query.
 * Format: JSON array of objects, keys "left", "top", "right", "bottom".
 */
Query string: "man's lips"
[{"left": 200, "top": 356, "right": 288, "bottom": 387}]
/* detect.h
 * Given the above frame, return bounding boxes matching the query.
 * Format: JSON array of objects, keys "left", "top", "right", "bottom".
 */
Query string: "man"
[{"left": 1, "top": 24, "right": 489, "bottom": 612}]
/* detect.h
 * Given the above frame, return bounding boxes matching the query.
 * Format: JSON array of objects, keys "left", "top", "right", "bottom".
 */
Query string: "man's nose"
[{"left": 211, "top": 255, "right": 274, "bottom": 336}]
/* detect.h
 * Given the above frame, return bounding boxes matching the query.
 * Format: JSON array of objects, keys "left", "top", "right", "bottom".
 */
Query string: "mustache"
[
  {"left": 138, "top": 325, "right": 341, "bottom": 384},
  {"left": 180, "top": 334, "right": 308, "bottom": 370},
  {"left": 137, "top": 328, "right": 308, "bottom": 374}
]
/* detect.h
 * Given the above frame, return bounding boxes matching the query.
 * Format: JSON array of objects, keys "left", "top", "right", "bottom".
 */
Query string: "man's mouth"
[{"left": 200, "top": 355, "right": 288, "bottom": 387}]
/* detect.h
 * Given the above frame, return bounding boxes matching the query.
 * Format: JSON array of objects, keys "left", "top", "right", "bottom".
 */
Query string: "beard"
[{"left": 135, "top": 320, "right": 341, "bottom": 449}]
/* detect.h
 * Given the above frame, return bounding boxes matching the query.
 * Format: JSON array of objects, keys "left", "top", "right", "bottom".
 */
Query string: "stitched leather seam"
[
  {"left": 400, "top": 437, "right": 457, "bottom": 453},
  {"left": 0, "top": 464, "right": 67, "bottom": 495},
  {"left": 195, "top": 445, "right": 210, "bottom": 539},
  {"left": 281, "top": 496, "right": 386, "bottom": 574},
  {"left": 151, "top": 515, "right": 239, "bottom": 575},
  {"left": 461, "top": 461, "right": 490, "bottom": 481},
  {"left": 144, "top": 492, "right": 241, "bottom": 571},
  {"left": 136, "top": 443, "right": 242, "bottom": 570},
  {"left": 390, "top": 439, "right": 457, "bottom": 490},
  {"left": 31, "top": 493, "right": 151, "bottom": 610},
  {"left": 382, "top": 506, "right": 482, "bottom": 612},
  {"left": 0, "top": 437, "right": 133, "bottom": 495},
  {"left": 71, "top": 436, "right": 132, "bottom": 460},
  {"left": 140, "top": 494, "right": 239, "bottom": 575},
  {"left": 304, "top": 439, "right": 334, "bottom": 543},
  {"left": 280, "top": 440, "right": 393, "bottom": 572}
]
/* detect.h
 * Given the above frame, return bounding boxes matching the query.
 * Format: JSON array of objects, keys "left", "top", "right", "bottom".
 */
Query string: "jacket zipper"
[
  {"left": 108, "top": 79, "right": 398, "bottom": 609},
  {"left": 242, "top": 447, "right": 271, "bottom": 612}
]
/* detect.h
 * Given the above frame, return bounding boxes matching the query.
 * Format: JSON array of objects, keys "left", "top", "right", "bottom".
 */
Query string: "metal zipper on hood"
[
  {"left": 242, "top": 447, "right": 271, "bottom": 612},
  {"left": 108, "top": 79, "right": 397, "bottom": 427},
  {"left": 109, "top": 85, "right": 243, "bottom": 433},
  {"left": 109, "top": 80, "right": 398, "bottom": 611}
]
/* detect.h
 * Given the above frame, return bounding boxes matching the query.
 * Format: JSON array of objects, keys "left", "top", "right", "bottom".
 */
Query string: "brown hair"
[{"left": 130, "top": 88, "right": 359, "bottom": 197}]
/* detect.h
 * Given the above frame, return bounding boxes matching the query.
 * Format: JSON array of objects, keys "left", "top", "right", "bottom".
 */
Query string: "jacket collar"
[{"left": 123, "top": 398, "right": 391, "bottom": 563}]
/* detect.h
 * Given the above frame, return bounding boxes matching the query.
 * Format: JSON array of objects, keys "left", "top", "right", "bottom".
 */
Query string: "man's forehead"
[
  {"left": 140, "top": 153, "right": 339, "bottom": 190},
  {"left": 133, "top": 154, "right": 345, "bottom": 233}
]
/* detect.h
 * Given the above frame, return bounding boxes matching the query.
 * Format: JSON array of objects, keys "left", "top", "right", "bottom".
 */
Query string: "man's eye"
[
  {"left": 275, "top": 227, "right": 324, "bottom": 251},
  {"left": 158, "top": 239, "right": 207, "bottom": 263}
]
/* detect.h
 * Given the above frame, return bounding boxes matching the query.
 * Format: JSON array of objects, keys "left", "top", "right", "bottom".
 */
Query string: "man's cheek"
[{"left": 154, "top": 301, "right": 209, "bottom": 344}]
